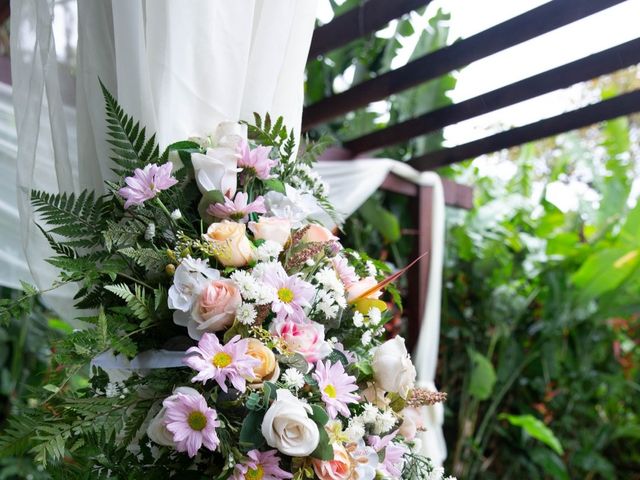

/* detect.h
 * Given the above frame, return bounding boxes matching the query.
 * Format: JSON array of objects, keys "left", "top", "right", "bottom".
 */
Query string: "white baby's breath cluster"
[{"left": 281, "top": 367, "right": 305, "bottom": 391}]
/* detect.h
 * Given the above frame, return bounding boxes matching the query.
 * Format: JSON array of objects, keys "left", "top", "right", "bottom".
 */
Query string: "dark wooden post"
[{"left": 407, "top": 185, "right": 433, "bottom": 353}]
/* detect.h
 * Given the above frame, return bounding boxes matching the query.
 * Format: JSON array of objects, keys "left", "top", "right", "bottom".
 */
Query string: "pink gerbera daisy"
[
  {"left": 207, "top": 192, "right": 267, "bottom": 222},
  {"left": 118, "top": 162, "right": 178, "bottom": 209},
  {"left": 332, "top": 255, "right": 359, "bottom": 289},
  {"left": 163, "top": 391, "right": 220, "bottom": 458},
  {"left": 368, "top": 431, "right": 409, "bottom": 478},
  {"left": 312, "top": 360, "right": 359, "bottom": 419},
  {"left": 257, "top": 262, "right": 314, "bottom": 322},
  {"left": 239, "top": 139, "right": 277, "bottom": 180},
  {"left": 231, "top": 449, "right": 293, "bottom": 480},
  {"left": 184, "top": 334, "right": 260, "bottom": 392}
]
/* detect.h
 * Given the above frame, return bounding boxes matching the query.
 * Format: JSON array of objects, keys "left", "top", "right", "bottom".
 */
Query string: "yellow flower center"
[
  {"left": 277, "top": 287, "right": 294, "bottom": 303},
  {"left": 212, "top": 352, "right": 232, "bottom": 368},
  {"left": 187, "top": 411, "right": 207, "bottom": 431},
  {"left": 246, "top": 466, "right": 264, "bottom": 480},
  {"left": 324, "top": 384, "right": 337, "bottom": 399}
]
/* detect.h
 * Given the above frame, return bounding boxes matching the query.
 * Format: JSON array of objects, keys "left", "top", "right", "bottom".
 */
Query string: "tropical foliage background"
[
  {"left": 1, "top": 2, "right": 639, "bottom": 479},
  {"left": 306, "top": 2, "right": 640, "bottom": 479}
]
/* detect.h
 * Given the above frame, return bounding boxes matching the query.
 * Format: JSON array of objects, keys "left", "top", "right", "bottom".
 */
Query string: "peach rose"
[
  {"left": 346, "top": 276, "right": 382, "bottom": 302},
  {"left": 303, "top": 224, "right": 339, "bottom": 243},
  {"left": 204, "top": 220, "right": 255, "bottom": 267},
  {"left": 246, "top": 338, "right": 279, "bottom": 384},
  {"left": 312, "top": 443, "right": 353, "bottom": 480},
  {"left": 195, "top": 279, "right": 241, "bottom": 333},
  {"left": 248, "top": 216, "right": 292, "bottom": 246}
]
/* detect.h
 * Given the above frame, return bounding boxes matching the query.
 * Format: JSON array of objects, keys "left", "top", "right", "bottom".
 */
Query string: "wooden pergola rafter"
[{"left": 304, "top": 0, "right": 640, "bottom": 350}]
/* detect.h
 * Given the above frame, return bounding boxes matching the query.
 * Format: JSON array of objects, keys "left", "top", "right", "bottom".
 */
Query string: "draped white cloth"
[
  {"left": 10, "top": 0, "right": 317, "bottom": 318},
  {"left": 9, "top": 0, "right": 446, "bottom": 466}
]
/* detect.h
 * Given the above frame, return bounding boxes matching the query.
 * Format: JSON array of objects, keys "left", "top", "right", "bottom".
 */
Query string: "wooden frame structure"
[{"left": 304, "top": 0, "right": 640, "bottom": 350}]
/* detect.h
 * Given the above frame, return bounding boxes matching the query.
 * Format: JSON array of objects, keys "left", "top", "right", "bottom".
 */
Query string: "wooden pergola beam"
[
  {"left": 344, "top": 37, "right": 640, "bottom": 155},
  {"left": 303, "top": 0, "right": 627, "bottom": 129},
  {"left": 308, "top": 0, "right": 433, "bottom": 59},
  {"left": 409, "top": 89, "right": 640, "bottom": 170}
]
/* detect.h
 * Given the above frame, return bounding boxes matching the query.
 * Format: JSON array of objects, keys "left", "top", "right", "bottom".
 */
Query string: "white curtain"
[
  {"left": 9, "top": 0, "right": 446, "bottom": 466},
  {"left": 10, "top": 0, "right": 317, "bottom": 317}
]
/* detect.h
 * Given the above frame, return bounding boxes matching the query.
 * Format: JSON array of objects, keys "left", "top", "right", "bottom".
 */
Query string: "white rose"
[
  {"left": 190, "top": 122, "right": 246, "bottom": 197},
  {"left": 371, "top": 336, "right": 416, "bottom": 399},
  {"left": 147, "top": 386, "right": 200, "bottom": 447},
  {"left": 261, "top": 389, "right": 320, "bottom": 457},
  {"left": 263, "top": 184, "right": 325, "bottom": 227}
]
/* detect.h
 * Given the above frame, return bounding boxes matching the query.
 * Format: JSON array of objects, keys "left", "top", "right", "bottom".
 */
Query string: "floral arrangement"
[{"left": 0, "top": 84, "right": 452, "bottom": 479}]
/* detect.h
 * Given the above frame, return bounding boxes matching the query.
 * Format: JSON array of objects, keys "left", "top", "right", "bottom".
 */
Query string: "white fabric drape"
[
  {"left": 10, "top": 0, "right": 317, "bottom": 315},
  {"left": 316, "top": 160, "right": 448, "bottom": 467}
]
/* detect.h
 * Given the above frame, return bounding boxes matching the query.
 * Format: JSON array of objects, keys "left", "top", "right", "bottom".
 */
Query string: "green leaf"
[
  {"left": 499, "top": 413, "right": 564, "bottom": 455},
  {"left": 263, "top": 179, "right": 286, "bottom": 193},
  {"left": 238, "top": 410, "right": 266, "bottom": 451},
  {"left": 468, "top": 349, "right": 496, "bottom": 400},
  {"left": 572, "top": 247, "right": 640, "bottom": 299},
  {"left": 310, "top": 425, "right": 333, "bottom": 460},
  {"left": 262, "top": 382, "right": 277, "bottom": 409},
  {"left": 276, "top": 353, "right": 309, "bottom": 374},
  {"left": 327, "top": 349, "right": 349, "bottom": 366},
  {"left": 358, "top": 197, "right": 400, "bottom": 243},
  {"left": 309, "top": 404, "right": 329, "bottom": 426},
  {"left": 203, "top": 190, "right": 226, "bottom": 205},
  {"left": 530, "top": 447, "right": 569, "bottom": 480}
]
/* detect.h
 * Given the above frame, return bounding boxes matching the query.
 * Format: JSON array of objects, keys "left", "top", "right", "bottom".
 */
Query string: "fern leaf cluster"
[
  {"left": 100, "top": 80, "right": 160, "bottom": 176},
  {"left": 31, "top": 190, "right": 110, "bottom": 249}
]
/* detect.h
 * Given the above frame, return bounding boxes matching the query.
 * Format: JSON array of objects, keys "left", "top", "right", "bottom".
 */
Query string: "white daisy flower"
[
  {"left": 255, "top": 240, "right": 283, "bottom": 262},
  {"left": 365, "top": 260, "right": 377, "bottom": 277},
  {"left": 344, "top": 417, "right": 366, "bottom": 442},
  {"left": 367, "top": 307, "right": 382, "bottom": 325},
  {"left": 361, "top": 403, "right": 378, "bottom": 424},
  {"left": 282, "top": 367, "right": 305, "bottom": 390},
  {"left": 236, "top": 303, "right": 257, "bottom": 325},
  {"left": 353, "top": 311, "right": 365, "bottom": 328}
]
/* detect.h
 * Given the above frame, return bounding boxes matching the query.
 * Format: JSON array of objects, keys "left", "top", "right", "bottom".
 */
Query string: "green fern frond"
[
  {"left": 104, "top": 283, "right": 151, "bottom": 321},
  {"left": 103, "top": 219, "right": 146, "bottom": 251},
  {"left": 31, "top": 190, "right": 109, "bottom": 248},
  {"left": 36, "top": 224, "right": 77, "bottom": 258},
  {"left": 100, "top": 80, "right": 160, "bottom": 175},
  {"left": 119, "top": 247, "right": 168, "bottom": 273},
  {"left": 246, "top": 113, "right": 289, "bottom": 149}
]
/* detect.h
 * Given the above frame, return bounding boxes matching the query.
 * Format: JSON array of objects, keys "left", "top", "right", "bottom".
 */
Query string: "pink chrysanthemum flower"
[
  {"left": 312, "top": 360, "right": 359, "bottom": 419},
  {"left": 257, "top": 262, "right": 314, "bottom": 322},
  {"left": 332, "top": 255, "right": 359, "bottom": 288},
  {"left": 368, "top": 431, "right": 409, "bottom": 478},
  {"left": 231, "top": 449, "right": 293, "bottom": 480},
  {"left": 163, "top": 391, "right": 220, "bottom": 458},
  {"left": 184, "top": 334, "right": 260, "bottom": 392},
  {"left": 239, "top": 139, "right": 277, "bottom": 180},
  {"left": 118, "top": 162, "right": 178, "bottom": 209},
  {"left": 207, "top": 192, "right": 267, "bottom": 222}
]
